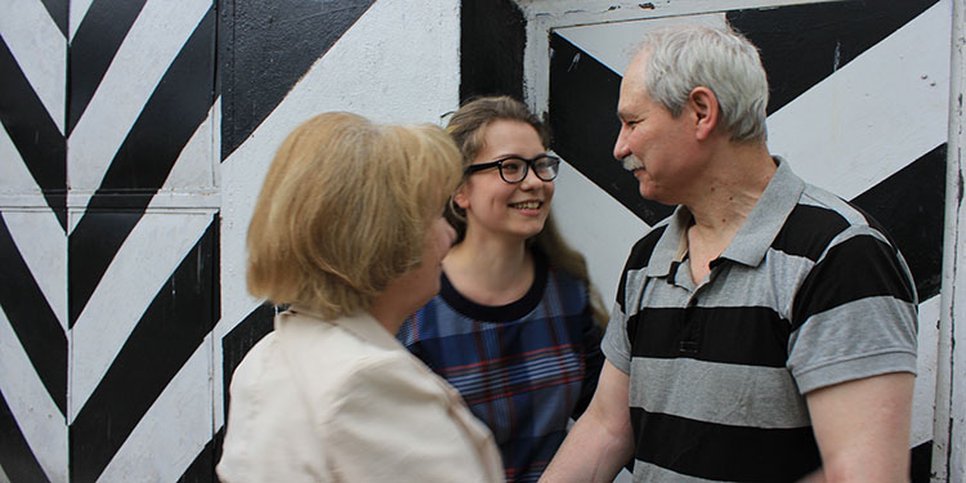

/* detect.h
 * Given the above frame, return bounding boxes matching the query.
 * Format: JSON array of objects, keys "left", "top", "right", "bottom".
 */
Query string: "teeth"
[{"left": 510, "top": 201, "right": 542, "bottom": 209}]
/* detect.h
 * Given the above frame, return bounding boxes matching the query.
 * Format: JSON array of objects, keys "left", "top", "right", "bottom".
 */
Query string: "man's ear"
[{"left": 689, "top": 86, "right": 720, "bottom": 141}]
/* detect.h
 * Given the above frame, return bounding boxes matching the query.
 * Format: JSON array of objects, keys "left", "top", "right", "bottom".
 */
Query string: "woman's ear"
[{"left": 453, "top": 185, "right": 470, "bottom": 209}]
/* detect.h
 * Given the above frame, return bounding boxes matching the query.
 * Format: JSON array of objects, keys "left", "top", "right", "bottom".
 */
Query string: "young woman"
[
  {"left": 398, "top": 96, "right": 607, "bottom": 482},
  {"left": 218, "top": 112, "right": 503, "bottom": 482}
]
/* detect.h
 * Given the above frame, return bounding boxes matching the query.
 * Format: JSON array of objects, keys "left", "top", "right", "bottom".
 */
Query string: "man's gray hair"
[{"left": 636, "top": 24, "right": 769, "bottom": 143}]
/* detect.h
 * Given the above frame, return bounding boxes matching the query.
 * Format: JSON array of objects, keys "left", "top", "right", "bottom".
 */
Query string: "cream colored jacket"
[{"left": 217, "top": 307, "right": 504, "bottom": 482}]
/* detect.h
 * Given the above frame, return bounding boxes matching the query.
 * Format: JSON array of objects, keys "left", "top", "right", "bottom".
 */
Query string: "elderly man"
[{"left": 541, "top": 24, "right": 917, "bottom": 482}]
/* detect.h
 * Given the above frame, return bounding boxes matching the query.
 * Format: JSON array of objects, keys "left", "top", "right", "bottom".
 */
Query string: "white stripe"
[
  {"left": 69, "top": 211, "right": 214, "bottom": 420},
  {"left": 98, "top": 332, "right": 213, "bottom": 482},
  {"left": 552, "top": 162, "right": 648, "bottom": 307},
  {"left": 0, "top": 124, "right": 44, "bottom": 201},
  {"left": 66, "top": 0, "right": 210, "bottom": 224},
  {"left": 68, "top": 0, "right": 95, "bottom": 41},
  {"left": 0, "top": 309, "right": 67, "bottom": 483},
  {"left": 0, "top": 0, "right": 66, "bottom": 134},
  {"left": 912, "top": 295, "right": 940, "bottom": 447},
  {"left": 220, "top": 0, "right": 460, "bottom": 329},
  {"left": 554, "top": 13, "right": 728, "bottom": 75},
  {"left": 0, "top": 130, "right": 68, "bottom": 329},
  {"left": 1, "top": 211, "right": 66, "bottom": 331},
  {"left": 768, "top": 0, "right": 951, "bottom": 200}
]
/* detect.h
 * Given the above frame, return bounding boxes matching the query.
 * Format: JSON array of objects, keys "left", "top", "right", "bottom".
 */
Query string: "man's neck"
[{"left": 682, "top": 142, "right": 775, "bottom": 284}]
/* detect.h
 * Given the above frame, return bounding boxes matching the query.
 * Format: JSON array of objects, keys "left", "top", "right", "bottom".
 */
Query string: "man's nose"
[{"left": 613, "top": 126, "right": 630, "bottom": 161}]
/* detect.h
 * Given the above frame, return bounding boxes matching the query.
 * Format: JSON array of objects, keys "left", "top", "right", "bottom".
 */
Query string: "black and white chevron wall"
[{"left": 1, "top": 0, "right": 963, "bottom": 481}]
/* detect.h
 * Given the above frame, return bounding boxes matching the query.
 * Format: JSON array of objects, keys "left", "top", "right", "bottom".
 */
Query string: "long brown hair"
[{"left": 445, "top": 96, "right": 608, "bottom": 325}]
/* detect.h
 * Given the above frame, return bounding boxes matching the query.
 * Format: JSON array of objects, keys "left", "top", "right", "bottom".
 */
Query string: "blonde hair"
[
  {"left": 446, "top": 96, "right": 608, "bottom": 325},
  {"left": 247, "top": 112, "right": 462, "bottom": 319}
]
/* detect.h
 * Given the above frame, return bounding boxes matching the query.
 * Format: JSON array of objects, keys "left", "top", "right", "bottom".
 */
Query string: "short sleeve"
[
  {"left": 601, "top": 302, "right": 632, "bottom": 374},
  {"left": 787, "top": 229, "right": 918, "bottom": 394}
]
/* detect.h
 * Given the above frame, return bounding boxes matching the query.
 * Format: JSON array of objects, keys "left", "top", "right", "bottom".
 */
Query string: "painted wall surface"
[
  {"left": 1, "top": 0, "right": 963, "bottom": 482},
  {"left": 515, "top": 0, "right": 963, "bottom": 481},
  {"left": 0, "top": 0, "right": 459, "bottom": 481}
]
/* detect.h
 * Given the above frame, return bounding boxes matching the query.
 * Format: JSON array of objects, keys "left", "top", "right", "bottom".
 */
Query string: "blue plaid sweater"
[{"left": 397, "top": 251, "right": 604, "bottom": 482}]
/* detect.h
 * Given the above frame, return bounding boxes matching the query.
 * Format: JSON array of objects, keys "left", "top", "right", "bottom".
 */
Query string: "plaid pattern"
[{"left": 398, "top": 253, "right": 604, "bottom": 483}]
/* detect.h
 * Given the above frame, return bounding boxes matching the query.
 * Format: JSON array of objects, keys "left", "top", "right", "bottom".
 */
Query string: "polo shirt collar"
[{"left": 646, "top": 157, "right": 804, "bottom": 276}]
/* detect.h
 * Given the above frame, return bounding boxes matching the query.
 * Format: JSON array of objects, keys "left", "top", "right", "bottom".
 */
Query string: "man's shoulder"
[{"left": 626, "top": 219, "right": 671, "bottom": 264}]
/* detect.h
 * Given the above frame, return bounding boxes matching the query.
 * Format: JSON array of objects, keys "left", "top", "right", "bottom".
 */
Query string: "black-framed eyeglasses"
[{"left": 463, "top": 154, "right": 561, "bottom": 184}]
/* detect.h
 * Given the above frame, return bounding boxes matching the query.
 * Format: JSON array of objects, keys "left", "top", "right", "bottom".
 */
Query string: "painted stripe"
[
  {"left": 852, "top": 144, "right": 947, "bottom": 301},
  {"left": 219, "top": 0, "right": 375, "bottom": 160},
  {"left": 177, "top": 429, "right": 221, "bottom": 483},
  {"left": 459, "top": 0, "right": 524, "bottom": 101},
  {"left": 0, "top": 39, "right": 67, "bottom": 230},
  {"left": 913, "top": 295, "right": 941, "bottom": 446},
  {"left": 66, "top": 0, "right": 210, "bottom": 202},
  {"left": 2, "top": 211, "right": 66, "bottom": 330},
  {"left": 66, "top": 0, "right": 149, "bottom": 134},
  {"left": 630, "top": 357, "right": 808, "bottom": 428},
  {"left": 0, "top": 0, "right": 66, "bottom": 134},
  {"left": 38, "top": 0, "right": 67, "bottom": 37},
  {"left": 68, "top": 7, "right": 216, "bottom": 326},
  {"left": 554, "top": 13, "right": 727, "bottom": 76},
  {"left": 68, "top": 0, "right": 94, "bottom": 40},
  {"left": 219, "top": 0, "right": 460, "bottom": 330},
  {"left": 69, "top": 218, "right": 218, "bottom": 482},
  {"left": 70, "top": 211, "right": 216, "bottom": 418},
  {"left": 97, "top": 333, "right": 213, "bottom": 483},
  {"left": 728, "top": 0, "right": 939, "bottom": 114},
  {"left": 0, "top": 214, "right": 66, "bottom": 415},
  {"left": 767, "top": 1, "right": 950, "bottom": 201},
  {"left": 548, "top": 33, "right": 673, "bottom": 226},
  {"left": 630, "top": 407, "right": 820, "bottom": 481},
  {"left": 0, "top": 391, "right": 50, "bottom": 483},
  {"left": 0, "top": 309, "right": 66, "bottom": 483},
  {"left": 216, "top": 304, "right": 276, "bottom": 434}
]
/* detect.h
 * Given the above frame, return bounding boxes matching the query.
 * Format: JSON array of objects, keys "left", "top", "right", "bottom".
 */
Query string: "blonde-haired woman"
[
  {"left": 398, "top": 96, "right": 606, "bottom": 482},
  {"left": 218, "top": 112, "right": 503, "bottom": 482}
]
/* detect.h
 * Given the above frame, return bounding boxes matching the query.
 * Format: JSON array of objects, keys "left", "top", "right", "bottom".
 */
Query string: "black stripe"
[
  {"left": 0, "top": 390, "right": 51, "bottom": 483},
  {"left": 68, "top": 7, "right": 216, "bottom": 327},
  {"left": 176, "top": 428, "right": 223, "bottom": 483},
  {"left": 218, "top": 0, "right": 374, "bottom": 160},
  {"left": 631, "top": 407, "right": 820, "bottom": 481},
  {"left": 910, "top": 440, "right": 931, "bottom": 483},
  {"left": 220, "top": 304, "right": 276, "bottom": 418},
  {"left": 40, "top": 0, "right": 68, "bottom": 37},
  {"left": 795, "top": 235, "right": 917, "bottom": 326},
  {"left": 0, "top": 214, "right": 67, "bottom": 415},
  {"left": 773, "top": 204, "right": 849, "bottom": 262},
  {"left": 69, "top": 217, "right": 218, "bottom": 483},
  {"left": 548, "top": 33, "right": 674, "bottom": 226},
  {"left": 0, "top": 38, "right": 67, "bottom": 231},
  {"left": 629, "top": 306, "right": 790, "bottom": 367},
  {"left": 459, "top": 0, "right": 525, "bottom": 101},
  {"left": 851, "top": 144, "right": 946, "bottom": 302},
  {"left": 66, "top": 0, "right": 149, "bottom": 134},
  {"left": 728, "top": 0, "right": 939, "bottom": 114},
  {"left": 615, "top": 226, "right": 665, "bottom": 310}
]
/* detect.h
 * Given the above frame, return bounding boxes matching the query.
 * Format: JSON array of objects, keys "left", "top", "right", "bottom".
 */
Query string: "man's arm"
[
  {"left": 540, "top": 360, "right": 635, "bottom": 482},
  {"left": 805, "top": 371, "right": 915, "bottom": 482}
]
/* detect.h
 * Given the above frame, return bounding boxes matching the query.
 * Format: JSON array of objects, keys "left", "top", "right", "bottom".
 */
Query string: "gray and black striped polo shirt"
[{"left": 602, "top": 158, "right": 918, "bottom": 482}]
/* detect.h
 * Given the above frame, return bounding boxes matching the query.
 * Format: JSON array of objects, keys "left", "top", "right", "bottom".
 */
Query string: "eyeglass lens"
[{"left": 500, "top": 156, "right": 559, "bottom": 183}]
